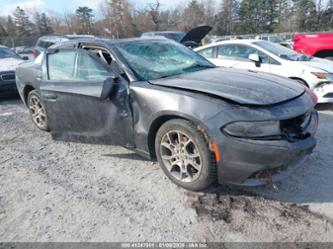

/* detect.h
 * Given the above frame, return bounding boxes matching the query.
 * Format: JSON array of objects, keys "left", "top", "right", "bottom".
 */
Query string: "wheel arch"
[
  {"left": 313, "top": 49, "right": 333, "bottom": 59},
  {"left": 147, "top": 113, "right": 211, "bottom": 160},
  {"left": 23, "top": 85, "right": 35, "bottom": 106}
]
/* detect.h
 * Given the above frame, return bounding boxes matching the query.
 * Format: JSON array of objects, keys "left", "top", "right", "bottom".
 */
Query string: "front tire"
[
  {"left": 155, "top": 119, "right": 216, "bottom": 191},
  {"left": 27, "top": 90, "right": 49, "bottom": 131}
]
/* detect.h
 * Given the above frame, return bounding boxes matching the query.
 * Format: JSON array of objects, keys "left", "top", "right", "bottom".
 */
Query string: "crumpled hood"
[
  {"left": 149, "top": 68, "right": 305, "bottom": 106},
  {"left": 296, "top": 57, "right": 333, "bottom": 73},
  {"left": 0, "top": 58, "right": 23, "bottom": 71}
]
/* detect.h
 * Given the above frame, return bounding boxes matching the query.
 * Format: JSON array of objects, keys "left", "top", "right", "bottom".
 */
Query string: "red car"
[{"left": 294, "top": 33, "right": 333, "bottom": 60}]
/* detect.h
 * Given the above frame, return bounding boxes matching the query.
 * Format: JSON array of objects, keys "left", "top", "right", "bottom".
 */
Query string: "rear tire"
[
  {"left": 155, "top": 119, "right": 216, "bottom": 191},
  {"left": 27, "top": 90, "right": 49, "bottom": 131}
]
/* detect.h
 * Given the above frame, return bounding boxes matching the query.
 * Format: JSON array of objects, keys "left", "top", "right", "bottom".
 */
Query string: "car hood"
[
  {"left": 296, "top": 57, "right": 333, "bottom": 73},
  {"left": 149, "top": 68, "right": 305, "bottom": 106},
  {"left": 180, "top": 26, "right": 212, "bottom": 44},
  {"left": 0, "top": 58, "right": 23, "bottom": 71}
]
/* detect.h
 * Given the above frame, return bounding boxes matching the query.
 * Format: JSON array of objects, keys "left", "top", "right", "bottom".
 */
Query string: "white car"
[{"left": 195, "top": 40, "right": 333, "bottom": 103}]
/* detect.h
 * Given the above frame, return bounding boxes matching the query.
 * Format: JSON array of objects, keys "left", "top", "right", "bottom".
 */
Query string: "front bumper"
[
  {"left": 0, "top": 81, "right": 18, "bottom": 96},
  {"left": 216, "top": 110, "right": 318, "bottom": 186},
  {"left": 313, "top": 81, "right": 333, "bottom": 103},
  {"left": 217, "top": 135, "right": 316, "bottom": 186},
  {"left": 0, "top": 71, "right": 18, "bottom": 97}
]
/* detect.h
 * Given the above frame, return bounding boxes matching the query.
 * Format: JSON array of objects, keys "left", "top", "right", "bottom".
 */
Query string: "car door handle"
[{"left": 44, "top": 93, "right": 58, "bottom": 100}]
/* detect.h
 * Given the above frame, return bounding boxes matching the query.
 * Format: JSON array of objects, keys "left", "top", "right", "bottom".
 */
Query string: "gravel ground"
[{"left": 0, "top": 98, "right": 333, "bottom": 242}]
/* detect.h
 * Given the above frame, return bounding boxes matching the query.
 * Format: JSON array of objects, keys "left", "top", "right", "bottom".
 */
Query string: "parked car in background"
[
  {"left": 0, "top": 45, "right": 28, "bottom": 97},
  {"left": 141, "top": 26, "right": 212, "bottom": 48},
  {"left": 141, "top": 31, "right": 185, "bottom": 41},
  {"left": 255, "top": 34, "right": 283, "bottom": 44},
  {"left": 33, "top": 34, "right": 96, "bottom": 57},
  {"left": 195, "top": 40, "right": 333, "bottom": 103},
  {"left": 16, "top": 38, "right": 317, "bottom": 190},
  {"left": 293, "top": 33, "right": 333, "bottom": 60}
]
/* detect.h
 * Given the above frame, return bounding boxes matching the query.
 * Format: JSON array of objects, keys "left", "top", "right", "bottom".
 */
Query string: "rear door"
[{"left": 39, "top": 47, "right": 134, "bottom": 147}]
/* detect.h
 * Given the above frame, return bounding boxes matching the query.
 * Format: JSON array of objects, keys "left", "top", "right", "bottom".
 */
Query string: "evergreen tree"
[
  {"left": 13, "top": 6, "right": 35, "bottom": 38},
  {"left": 35, "top": 12, "right": 53, "bottom": 35},
  {"left": 75, "top": 6, "right": 94, "bottom": 34},
  {"left": 238, "top": 0, "right": 258, "bottom": 33},
  {"left": 294, "top": 0, "right": 317, "bottom": 31},
  {"left": 216, "top": 0, "right": 239, "bottom": 35}
]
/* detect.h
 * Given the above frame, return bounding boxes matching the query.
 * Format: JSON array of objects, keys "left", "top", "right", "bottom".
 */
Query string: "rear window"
[{"left": 37, "top": 40, "right": 56, "bottom": 49}]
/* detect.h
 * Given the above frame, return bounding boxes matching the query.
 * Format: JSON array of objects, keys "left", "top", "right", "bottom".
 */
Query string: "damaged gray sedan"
[{"left": 15, "top": 38, "right": 318, "bottom": 191}]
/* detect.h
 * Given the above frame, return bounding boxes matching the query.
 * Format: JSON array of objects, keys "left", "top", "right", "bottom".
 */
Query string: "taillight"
[
  {"left": 32, "top": 49, "right": 40, "bottom": 58},
  {"left": 306, "top": 88, "right": 318, "bottom": 105}
]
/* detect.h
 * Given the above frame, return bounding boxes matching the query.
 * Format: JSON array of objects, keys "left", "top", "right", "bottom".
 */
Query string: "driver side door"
[{"left": 39, "top": 48, "right": 134, "bottom": 147}]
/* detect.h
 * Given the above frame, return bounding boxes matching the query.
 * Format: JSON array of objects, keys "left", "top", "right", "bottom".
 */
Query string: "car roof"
[
  {"left": 195, "top": 39, "right": 259, "bottom": 50},
  {"left": 49, "top": 37, "right": 172, "bottom": 49},
  {"left": 38, "top": 34, "right": 95, "bottom": 41},
  {"left": 143, "top": 31, "right": 184, "bottom": 34}
]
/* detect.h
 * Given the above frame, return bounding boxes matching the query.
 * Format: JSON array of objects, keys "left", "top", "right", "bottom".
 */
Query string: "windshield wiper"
[{"left": 182, "top": 63, "right": 215, "bottom": 72}]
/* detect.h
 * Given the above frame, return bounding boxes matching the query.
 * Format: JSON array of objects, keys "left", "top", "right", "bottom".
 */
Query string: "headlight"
[
  {"left": 311, "top": 72, "right": 333, "bottom": 80},
  {"left": 222, "top": 121, "right": 280, "bottom": 138}
]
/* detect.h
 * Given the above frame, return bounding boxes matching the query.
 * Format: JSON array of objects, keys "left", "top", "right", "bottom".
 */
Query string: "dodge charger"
[{"left": 15, "top": 38, "right": 318, "bottom": 191}]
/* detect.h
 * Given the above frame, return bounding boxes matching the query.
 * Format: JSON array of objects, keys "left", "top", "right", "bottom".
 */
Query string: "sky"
[{"left": 0, "top": 0, "right": 185, "bottom": 16}]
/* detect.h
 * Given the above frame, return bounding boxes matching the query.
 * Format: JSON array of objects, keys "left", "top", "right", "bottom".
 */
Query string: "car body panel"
[
  {"left": 293, "top": 33, "right": 333, "bottom": 56},
  {"left": 150, "top": 67, "right": 304, "bottom": 106},
  {"left": 15, "top": 38, "right": 318, "bottom": 186},
  {"left": 0, "top": 46, "right": 25, "bottom": 96},
  {"left": 179, "top": 25, "right": 212, "bottom": 44}
]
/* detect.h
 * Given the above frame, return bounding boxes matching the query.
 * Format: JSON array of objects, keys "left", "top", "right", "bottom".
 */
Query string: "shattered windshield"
[
  {"left": 254, "top": 41, "right": 312, "bottom": 61},
  {"left": 116, "top": 40, "right": 215, "bottom": 80}
]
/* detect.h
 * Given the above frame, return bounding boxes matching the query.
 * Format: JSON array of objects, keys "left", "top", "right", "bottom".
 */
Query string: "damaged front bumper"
[
  {"left": 216, "top": 111, "right": 318, "bottom": 186},
  {"left": 217, "top": 135, "right": 316, "bottom": 186}
]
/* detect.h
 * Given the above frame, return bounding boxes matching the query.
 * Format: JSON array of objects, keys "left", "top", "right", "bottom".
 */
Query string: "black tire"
[
  {"left": 27, "top": 90, "right": 50, "bottom": 131},
  {"left": 155, "top": 119, "right": 216, "bottom": 191}
]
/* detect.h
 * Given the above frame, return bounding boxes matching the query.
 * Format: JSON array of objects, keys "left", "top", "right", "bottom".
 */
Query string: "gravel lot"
[{"left": 0, "top": 98, "right": 333, "bottom": 242}]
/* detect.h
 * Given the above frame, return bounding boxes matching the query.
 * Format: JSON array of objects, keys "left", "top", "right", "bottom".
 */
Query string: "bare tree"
[{"left": 147, "top": 0, "right": 161, "bottom": 31}]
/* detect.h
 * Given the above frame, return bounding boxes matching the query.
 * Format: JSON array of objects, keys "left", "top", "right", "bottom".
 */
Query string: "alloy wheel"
[
  {"left": 160, "top": 130, "right": 202, "bottom": 183},
  {"left": 28, "top": 95, "right": 47, "bottom": 130}
]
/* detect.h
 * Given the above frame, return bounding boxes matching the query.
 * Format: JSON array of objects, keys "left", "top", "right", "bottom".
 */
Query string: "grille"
[{"left": 1, "top": 73, "right": 15, "bottom": 81}]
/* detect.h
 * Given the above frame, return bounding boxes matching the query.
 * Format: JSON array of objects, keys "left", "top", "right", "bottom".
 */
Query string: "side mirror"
[
  {"left": 100, "top": 77, "right": 115, "bottom": 100},
  {"left": 249, "top": 53, "right": 261, "bottom": 67},
  {"left": 22, "top": 56, "right": 29, "bottom": 60}
]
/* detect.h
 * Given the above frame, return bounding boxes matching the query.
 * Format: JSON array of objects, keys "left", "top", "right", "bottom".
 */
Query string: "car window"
[
  {"left": 48, "top": 50, "right": 109, "bottom": 81},
  {"left": 197, "top": 47, "right": 214, "bottom": 58},
  {"left": 0, "top": 47, "right": 21, "bottom": 59},
  {"left": 48, "top": 50, "right": 77, "bottom": 81},
  {"left": 38, "top": 40, "right": 56, "bottom": 49},
  {"left": 217, "top": 44, "right": 256, "bottom": 61},
  {"left": 76, "top": 51, "right": 110, "bottom": 81}
]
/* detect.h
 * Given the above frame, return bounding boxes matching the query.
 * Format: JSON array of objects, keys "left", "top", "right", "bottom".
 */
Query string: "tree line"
[{"left": 1, "top": 0, "right": 333, "bottom": 46}]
